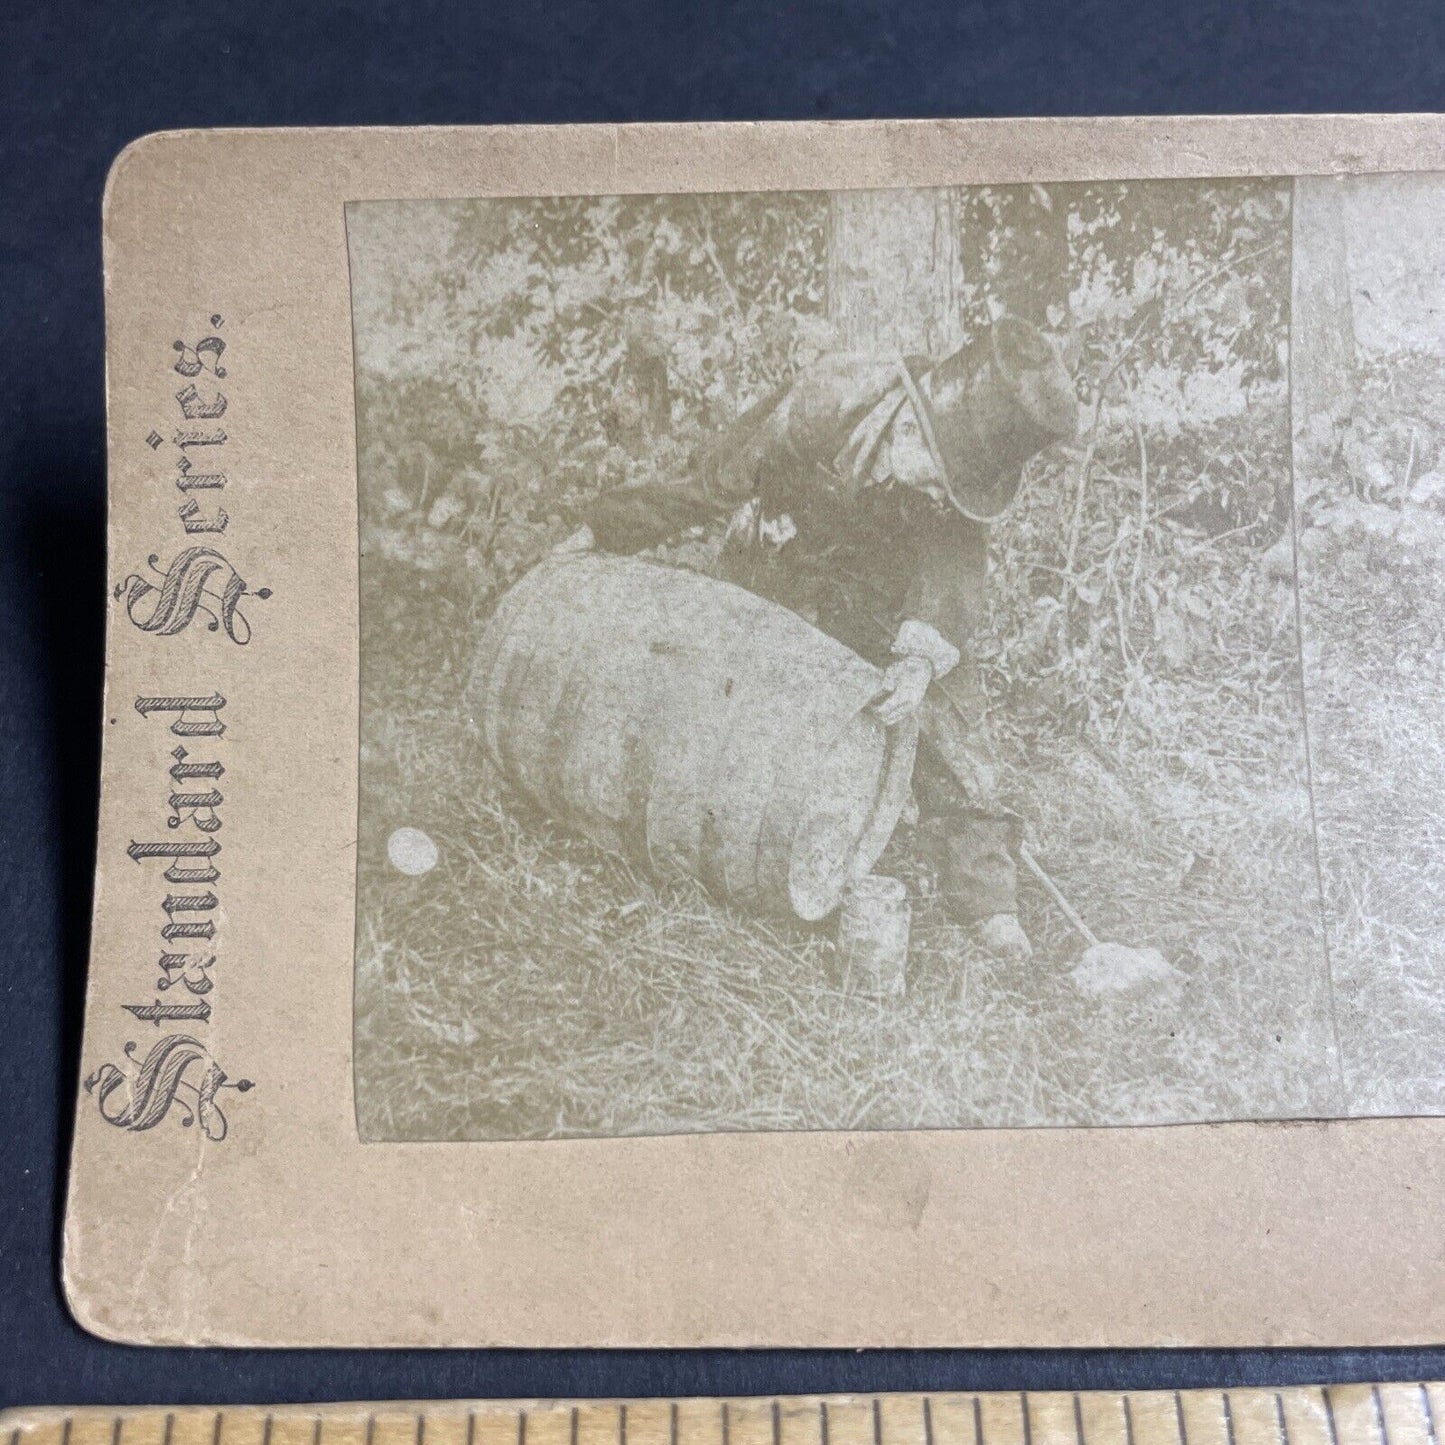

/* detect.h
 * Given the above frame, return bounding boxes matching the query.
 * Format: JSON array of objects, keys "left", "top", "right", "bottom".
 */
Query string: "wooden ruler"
[{"left": 2, "top": 1389, "right": 1442, "bottom": 1445}]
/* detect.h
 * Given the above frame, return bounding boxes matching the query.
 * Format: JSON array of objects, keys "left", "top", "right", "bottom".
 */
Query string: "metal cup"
[{"left": 837, "top": 875, "right": 911, "bottom": 997}]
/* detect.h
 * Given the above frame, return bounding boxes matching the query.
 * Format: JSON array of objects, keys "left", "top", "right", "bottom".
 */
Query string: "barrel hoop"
[
  {"left": 472, "top": 583, "right": 531, "bottom": 769},
  {"left": 697, "top": 804, "right": 730, "bottom": 901},
  {"left": 492, "top": 634, "right": 544, "bottom": 803},
  {"left": 693, "top": 644, "right": 751, "bottom": 903},
  {"left": 618, "top": 716, "right": 654, "bottom": 867},
  {"left": 541, "top": 657, "right": 593, "bottom": 824}
]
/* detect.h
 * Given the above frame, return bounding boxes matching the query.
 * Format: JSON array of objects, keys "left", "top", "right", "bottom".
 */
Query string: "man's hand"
[{"left": 870, "top": 655, "right": 933, "bottom": 727}]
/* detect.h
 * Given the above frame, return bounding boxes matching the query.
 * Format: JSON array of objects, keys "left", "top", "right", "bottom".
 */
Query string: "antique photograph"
[
  {"left": 1290, "top": 174, "right": 1445, "bottom": 1117},
  {"left": 347, "top": 176, "right": 1434, "bottom": 1142}
]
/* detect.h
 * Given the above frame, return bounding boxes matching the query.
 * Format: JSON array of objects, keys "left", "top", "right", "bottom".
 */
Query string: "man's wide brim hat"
[{"left": 904, "top": 317, "right": 1079, "bottom": 524}]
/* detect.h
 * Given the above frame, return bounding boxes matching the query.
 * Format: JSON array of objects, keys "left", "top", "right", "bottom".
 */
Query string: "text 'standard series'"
[{"left": 87, "top": 322, "right": 264, "bottom": 1142}]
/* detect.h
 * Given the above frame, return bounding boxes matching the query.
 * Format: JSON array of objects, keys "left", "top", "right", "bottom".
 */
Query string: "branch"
[
  {"left": 1060, "top": 233, "right": 1284, "bottom": 610},
  {"left": 693, "top": 200, "right": 743, "bottom": 323},
  {"left": 1127, "top": 384, "right": 1149, "bottom": 632}
]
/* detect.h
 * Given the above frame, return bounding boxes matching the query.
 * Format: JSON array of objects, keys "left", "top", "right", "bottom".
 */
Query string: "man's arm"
[
  {"left": 900, "top": 516, "right": 990, "bottom": 644},
  {"left": 870, "top": 619, "right": 963, "bottom": 726},
  {"left": 581, "top": 373, "right": 799, "bottom": 553},
  {"left": 580, "top": 476, "right": 724, "bottom": 554},
  {"left": 868, "top": 517, "right": 986, "bottom": 728}
]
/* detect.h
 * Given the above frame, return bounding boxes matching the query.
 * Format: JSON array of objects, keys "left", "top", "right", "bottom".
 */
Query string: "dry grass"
[
  {"left": 352, "top": 358, "right": 1445, "bottom": 1143},
  {"left": 345, "top": 178, "right": 1352, "bottom": 1139},
  {"left": 1268, "top": 346, "right": 1445, "bottom": 1115},
  {"left": 354, "top": 614, "right": 1341, "bottom": 1141},
  {"left": 1298, "top": 504, "right": 1445, "bottom": 1112}
]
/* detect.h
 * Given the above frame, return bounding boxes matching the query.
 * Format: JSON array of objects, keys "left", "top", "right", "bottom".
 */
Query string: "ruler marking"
[{"left": 20, "top": 1391, "right": 1445, "bottom": 1445}]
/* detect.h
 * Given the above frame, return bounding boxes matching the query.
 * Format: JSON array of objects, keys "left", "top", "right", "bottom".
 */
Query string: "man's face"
[{"left": 885, "top": 404, "right": 946, "bottom": 500}]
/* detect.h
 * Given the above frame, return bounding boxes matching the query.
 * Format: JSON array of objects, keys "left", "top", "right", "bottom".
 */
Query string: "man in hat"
[{"left": 567, "top": 316, "right": 1079, "bottom": 959}]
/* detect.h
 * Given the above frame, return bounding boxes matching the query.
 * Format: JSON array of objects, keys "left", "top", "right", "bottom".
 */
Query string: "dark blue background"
[{"left": 4, "top": 0, "right": 1445, "bottom": 1411}]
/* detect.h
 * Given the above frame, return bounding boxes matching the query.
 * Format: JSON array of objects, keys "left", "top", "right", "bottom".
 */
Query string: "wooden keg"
[{"left": 469, "top": 553, "right": 917, "bottom": 920}]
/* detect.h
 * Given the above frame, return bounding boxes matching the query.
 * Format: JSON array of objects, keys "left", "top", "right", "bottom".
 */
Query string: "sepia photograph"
[
  {"left": 346, "top": 176, "right": 1434, "bottom": 1142},
  {"left": 1290, "top": 174, "right": 1445, "bottom": 1117}
]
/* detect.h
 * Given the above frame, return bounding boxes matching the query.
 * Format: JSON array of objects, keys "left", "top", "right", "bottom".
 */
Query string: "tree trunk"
[
  {"left": 827, "top": 189, "right": 963, "bottom": 357},
  {"left": 1292, "top": 176, "right": 1357, "bottom": 429}
]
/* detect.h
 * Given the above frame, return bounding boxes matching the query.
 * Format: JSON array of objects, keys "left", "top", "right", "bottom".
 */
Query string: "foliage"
[
  {"left": 969, "top": 180, "right": 1294, "bottom": 754},
  {"left": 356, "top": 182, "right": 1293, "bottom": 703},
  {"left": 348, "top": 181, "right": 1368, "bottom": 1136},
  {"left": 1290, "top": 345, "right": 1445, "bottom": 1113},
  {"left": 356, "top": 191, "right": 830, "bottom": 670}
]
